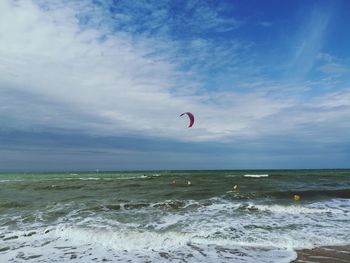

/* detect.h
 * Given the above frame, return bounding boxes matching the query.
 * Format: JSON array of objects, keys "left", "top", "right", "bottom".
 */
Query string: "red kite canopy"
[{"left": 180, "top": 112, "right": 194, "bottom": 127}]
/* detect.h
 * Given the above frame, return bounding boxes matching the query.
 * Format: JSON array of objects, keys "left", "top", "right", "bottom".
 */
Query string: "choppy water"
[{"left": 1, "top": 170, "right": 349, "bottom": 262}]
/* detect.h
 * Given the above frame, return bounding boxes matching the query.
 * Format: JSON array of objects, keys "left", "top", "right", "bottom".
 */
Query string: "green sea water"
[{"left": 1, "top": 169, "right": 349, "bottom": 262}]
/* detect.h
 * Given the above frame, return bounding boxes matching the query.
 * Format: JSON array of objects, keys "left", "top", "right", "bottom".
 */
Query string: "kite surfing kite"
[{"left": 180, "top": 112, "right": 194, "bottom": 128}]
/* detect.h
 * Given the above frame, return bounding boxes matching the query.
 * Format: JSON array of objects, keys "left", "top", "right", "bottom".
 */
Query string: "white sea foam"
[
  {"left": 244, "top": 174, "right": 269, "bottom": 178},
  {"left": 0, "top": 228, "right": 297, "bottom": 263},
  {"left": 225, "top": 174, "right": 240, "bottom": 178},
  {"left": 1, "top": 198, "right": 349, "bottom": 263},
  {"left": 0, "top": 179, "right": 25, "bottom": 183},
  {"left": 252, "top": 204, "right": 340, "bottom": 214},
  {"left": 55, "top": 225, "right": 191, "bottom": 250},
  {"left": 0, "top": 175, "right": 149, "bottom": 183}
]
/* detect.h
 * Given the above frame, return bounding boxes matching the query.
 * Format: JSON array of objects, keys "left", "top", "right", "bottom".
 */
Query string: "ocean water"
[{"left": 0, "top": 170, "right": 349, "bottom": 262}]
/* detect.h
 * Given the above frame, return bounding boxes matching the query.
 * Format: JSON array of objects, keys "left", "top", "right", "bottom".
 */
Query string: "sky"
[{"left": 0, "top": 0, "right": 349, "bottom": 171}]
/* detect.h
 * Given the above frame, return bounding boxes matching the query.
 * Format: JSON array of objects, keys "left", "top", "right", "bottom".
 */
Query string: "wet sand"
[{"left": 292, "top": 246, "right": 350, "bottom": 263}]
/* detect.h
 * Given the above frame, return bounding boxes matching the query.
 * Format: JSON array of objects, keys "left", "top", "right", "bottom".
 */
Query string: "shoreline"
[{"left": 291, "top": 246, "right": 350, "bottom": 263}]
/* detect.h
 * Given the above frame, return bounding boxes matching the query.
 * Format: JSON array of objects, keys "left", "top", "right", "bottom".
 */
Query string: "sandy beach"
[{"left": 292, "top": 246, "right": 350, "bottom": 263}]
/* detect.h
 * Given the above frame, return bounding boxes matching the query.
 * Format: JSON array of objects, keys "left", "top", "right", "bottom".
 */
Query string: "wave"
[
  {"left": 55, "top": 225, "right": 191, "bottom": 251},
  {"left": 0, "top": 175, "right": 150, "bottom": 183},
  {"left": 0, "top": 179, "right": 25, "bottom": 183},
  {"left": 80, "top": 200, "right": 199, "bottom": 213},
  {"left": 244, "top": 174, "right": 269, "bottom": 178},
  {"left": 224, "top": 188, "right": 350, "bottom": 201},
  {"left": 238, "top": 203, "right": 338, "bottom": 214},
  {"left": 40, "top": 222, "right": 348, "bottom": 262},
  {"left": 270, "top": 189, "right": 350, "bottom": 199},
  {"left": 0, "top": 201, "right": 30, "bottom": 209},
  {"left": 1, "top": 197, "right": 349, "bottom": 263}
]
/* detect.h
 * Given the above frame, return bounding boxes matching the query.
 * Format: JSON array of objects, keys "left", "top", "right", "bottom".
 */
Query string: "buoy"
[
  {"left": 233, "top": 184, "right": 238, "bottom": 191},
  {"left": 293, "top": 194, "right": 300, "bottom": 201},
  {"left": 187, "top": 180, "right": 192, "bottom": 186},
  {"left": 172, "top": 180, "right": 176, "bottom": 185}
]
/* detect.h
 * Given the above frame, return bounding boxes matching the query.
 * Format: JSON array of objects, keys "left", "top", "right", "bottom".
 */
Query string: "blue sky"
[{"left": 0, "top": 0, "right": 349, "bottom": 171}]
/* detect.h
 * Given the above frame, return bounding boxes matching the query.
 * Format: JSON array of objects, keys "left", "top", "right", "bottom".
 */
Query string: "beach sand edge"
[{"left": 291, "top": 245, "right": 350, "bottom": 263}]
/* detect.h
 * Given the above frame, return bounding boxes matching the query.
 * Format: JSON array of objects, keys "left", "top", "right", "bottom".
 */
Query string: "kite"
[{"left": 180, "top": 112, "right": 194, "bottom": 128}]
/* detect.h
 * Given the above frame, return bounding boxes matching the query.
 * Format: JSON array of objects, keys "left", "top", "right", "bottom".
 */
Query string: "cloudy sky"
[{"left": 0, "top": 0, "right": 349, "bottom": 171}]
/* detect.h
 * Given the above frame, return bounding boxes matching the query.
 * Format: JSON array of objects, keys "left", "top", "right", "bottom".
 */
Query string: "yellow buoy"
[
  {"left": 293, "top": 194, "right": 300, "bottom": 201},
  {"left": 233, "top": 184, "right": 238, "bottom": 191}
]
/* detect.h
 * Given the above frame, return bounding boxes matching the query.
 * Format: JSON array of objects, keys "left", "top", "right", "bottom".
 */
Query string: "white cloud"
[
  {"left": 316, "top": 53, "right": 349, "bottom": 75},
  {"left": 316, "top": 52, "right": 336, "bottom": 62},
  {"left": 0, "top": 0, "right": 184, "bottom": 134},
  {"left": 184, "top": 0, "right": 240, "bottom": 33},
  {"left": 318, "top": 63, "right": 348, "bottom": 74},
  {"left": 0, "top": 0, "right": 349, "bottom": 146},
  {"left": 287, "top": 5, "right": 332, "bottom": 80},
  {"left": 0, "top": 0, "right": 257, "bottom": 141}
]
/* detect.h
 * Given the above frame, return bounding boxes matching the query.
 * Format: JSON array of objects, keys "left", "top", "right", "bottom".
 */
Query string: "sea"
[{"left": 0, "top": 169, "right": 349, "bottom": 263}]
